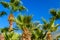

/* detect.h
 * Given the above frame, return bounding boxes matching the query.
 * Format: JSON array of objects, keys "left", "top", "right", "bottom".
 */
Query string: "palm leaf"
[
  {"left": 17, "top": 15, "right": 24, "bottom": 22},
  {"left": 14, "top": 0, "right": 20, "bottom": 6},
  {"left": 10, "top": 0, "right": 15, "bottom": 3},
  {"left": 56, "top": 10, "right": 60, "bottom": 19},
  {"left": 5, "top": 32, "right": 10, "bottom": 40},
  {"left": 19, "top": 6, "right": 26, "bottom": 11},
  {"left": 50, "top": 9, "right": 56, "bottom": 16},
  {"left": 0, "top": 2, "right": 9, "bottom": 8},
  {"left": 23, "top": 15, "right": 32, "bottom": 24},
  {"left": 1, "top": 27, "right": 8, "bottom": 33},
  {"left": 0, "top": 11, "right": 7, "bottom": 17},
  {"left": 42, "top": 17, "right": 47, "bottom": 24},
  {"left": 49, "top": 18, "right": 55, "bottom": 27}
]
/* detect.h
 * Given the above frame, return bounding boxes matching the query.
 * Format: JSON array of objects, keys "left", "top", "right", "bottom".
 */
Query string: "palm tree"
[
  {"left": 42, "top": 17, "right": 60, "bottom": 40},
  {"left": 15, "top": 14, "right": 32, "bottom": 40},
  {"left": 50, "top": 9, "right": 60, "bottom": 40},
  {"left": 15, "top": 15, "right": 47, "bottom": 40},
  {"left": 30, "top": 22, "right": 48, "bottom": 40},
  {"left": 0, "top": 0, "right": 26, "bottom": 40},
  {"left": 0, "top": 0, "right": 26, "bottom": 31},
  {"left": 41, "top": 9, "right": 60, "bottom": 40}
]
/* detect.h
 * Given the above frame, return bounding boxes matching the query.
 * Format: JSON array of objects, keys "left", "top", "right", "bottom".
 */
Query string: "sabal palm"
[
  {"left": 0, "top": 0, "right": 26, "bottom": 32},
  {"left": 41, "top": 9, "right": 60, "bottom": 40},
  {"left": 15, "top": 15, "right": 46, "bottom": 40},
  {"left": 0, "top": 0, "right": 26, "bottom": 40},
  {"left": 15, "top": 14, "right": 32, "bottom": 40},
  {"left": 42, "top": 18, "right": 59, "bottom": 32},
  {"left": 41, "top": 9, "right": 60, "bottom": 32}
]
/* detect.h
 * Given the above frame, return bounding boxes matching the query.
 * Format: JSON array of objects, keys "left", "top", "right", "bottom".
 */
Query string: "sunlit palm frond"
[
  {"left": 0, "top": 0, "right": 26, "bottom": 12},
  {"left": 49, "top": 18, "right": 55, "bottom": 27},
  {"left": 15, "top": 14, "right": 32, "bottom": 30}
]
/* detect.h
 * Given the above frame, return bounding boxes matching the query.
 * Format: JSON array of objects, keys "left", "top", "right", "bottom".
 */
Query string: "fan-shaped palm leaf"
[
  {"left": 50, "top": 9, "right": 56, "bottom": 16},
  {"left": 0, "top": 2, "right": 9, "bottom": 8},
  {"left": 0, "top": 11, "right": 7, "bottom": 17}
]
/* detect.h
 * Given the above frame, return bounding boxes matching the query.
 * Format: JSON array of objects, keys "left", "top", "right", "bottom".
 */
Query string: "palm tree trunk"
[
  {"left": 21, "top": 27, "right": 31, "bottom": 40},
  {"left": 8, "top": 14, "right": 14, "bottom": 31},
  {"left": 9, "top": 21, "right": 13, "bottom": 31},
  {"left": 46, "top": 31, "right": 53, "bottom": 40}
]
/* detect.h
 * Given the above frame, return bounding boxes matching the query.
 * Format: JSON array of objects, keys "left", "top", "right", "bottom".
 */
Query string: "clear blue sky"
[{"left": 0, "top": 0, "right": 60, "bottom": 33}]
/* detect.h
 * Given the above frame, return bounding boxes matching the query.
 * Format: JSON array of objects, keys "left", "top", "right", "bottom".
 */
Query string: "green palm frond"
[
  {"left": 17, "top": 15, "right": 32, "bottom": 24},
  {"left": 50, "top": 9, "right": 60, "bottom": 20},
  {"left": 23, "top": 15, "right": 32, "bottom": 24},
  {"left": 0, "top": 2, "right": 9, "bottom": 8},
  {"left": 4, "top": 31, "right": 19, "bottom": 40},
  {"left": 49, "top": 18, "right": 55, "bottom": 27},
  {"left": 56, "top": 10, "right": 60, "bottom": 19},
  {"left": 43, "top": 24, "right": 48, "bottom": 30},
  {"left": 57, "top": 10, "right": 60, "bottom": 15},
  {"left": 13, "top": 0, "right": 20, "bottom": 6},
  {"left": 0, "top": 0, "right": 26, "bottom": 12},
  {"left": 50, "top": 9, "right": 56, "bottom": 16},
  {"left": 50, "top": 27, "right": 57, "bottom": 32},
  {"left": 1, "top": 27, "right": 9, "bottom": 33},
  {"left": 17, "top": 15, "right": 24, "bottom": 23},
  {"left": 31, "top": 26, "right": 46, "bottom": 40},
  {"left": 0, "top": 11, "right": 7, "bottom": 17},
  {"left": 1, "top": 27, "right": 19, "bottom": 40},
  {"left": 10, "top": 0, "right": 15, "bottom": 3},
  {"left": 41, "top": 18, "right": 49, "bottom": 30},
  {"left": 5, "top": 32, "right": 10, "bottom": 40},
  {"left": 15, "top": 14, "right": 32, "bottom": 30},
  {"left": 42, "top": 17, "right": 47, "bottom": 24},
  {"left": 12, "top": 5, "right": 18, "bottom": 11},
  {"left": 0, "top": 27, "right": 19, "bottom": 33},
  {"left": 19, "top": 6, "right": 26, "bottom": 11},
  {"left": 52, "top": 24, "right": 60, "bottom": 31}
]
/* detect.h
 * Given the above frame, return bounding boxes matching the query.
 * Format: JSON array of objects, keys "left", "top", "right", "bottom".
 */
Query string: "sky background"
[{"left": 0, "top": 0, "right": 60, "bottom": 38}]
